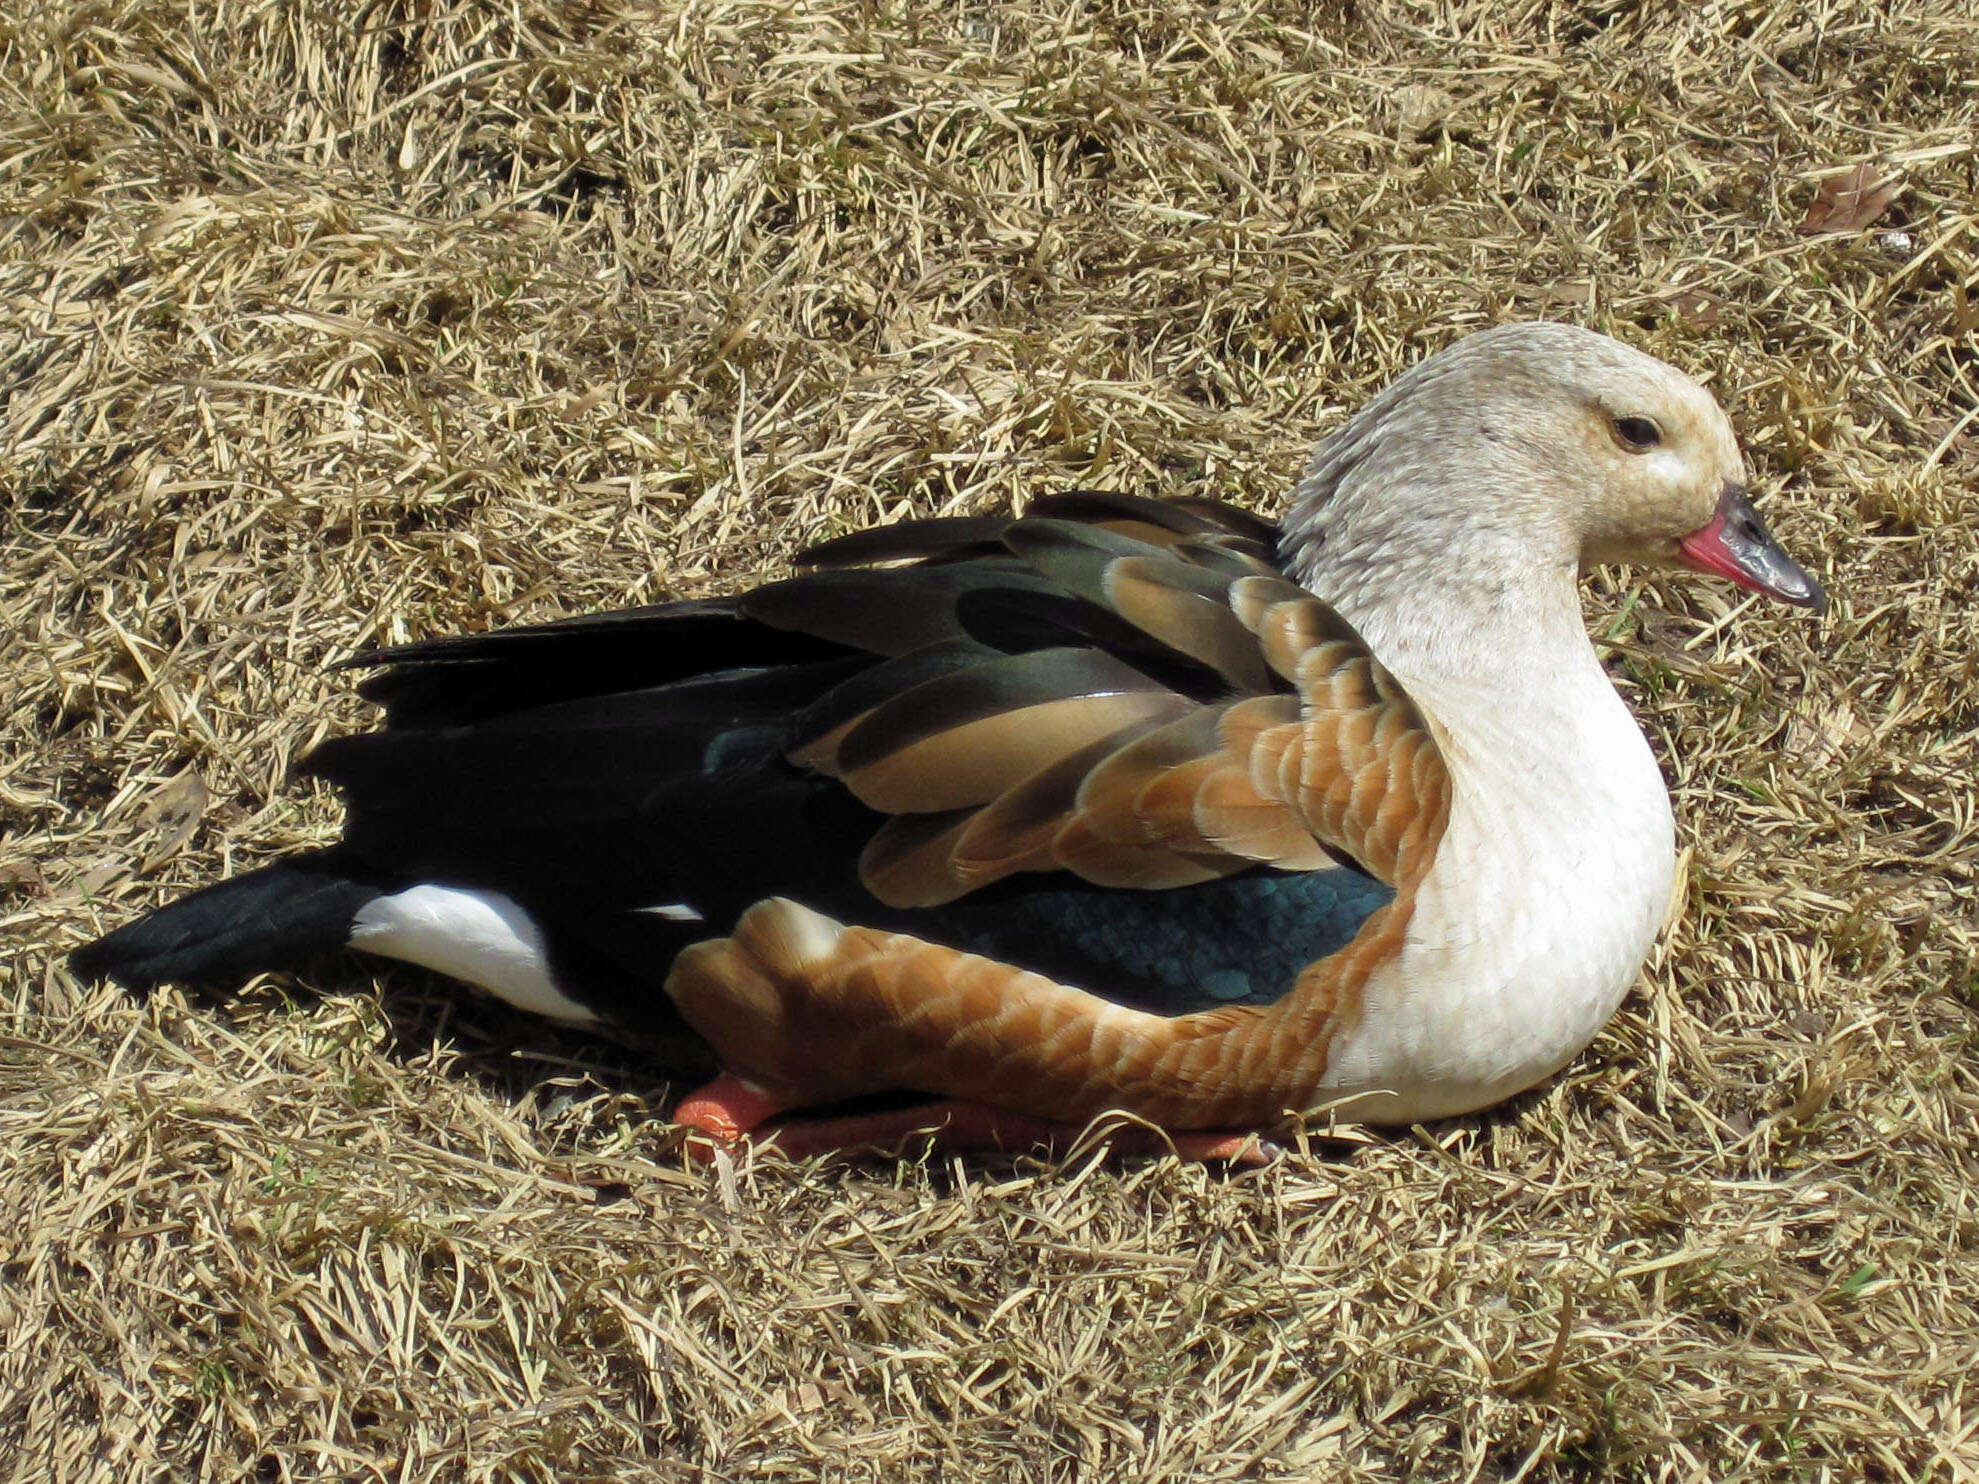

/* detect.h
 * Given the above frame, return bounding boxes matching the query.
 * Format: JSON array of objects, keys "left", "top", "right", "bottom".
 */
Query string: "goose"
[{"left": 72, "top": 322, "right": 1825, "bottom": 1162}]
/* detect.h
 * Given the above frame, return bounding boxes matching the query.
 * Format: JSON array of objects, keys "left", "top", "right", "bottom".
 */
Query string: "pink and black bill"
[{"left": 1678, "top": 483, "right": 1826, "bottom": 613}]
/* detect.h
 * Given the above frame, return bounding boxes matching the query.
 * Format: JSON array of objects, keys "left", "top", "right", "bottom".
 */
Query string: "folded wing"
[{"left": 760, "top": 493, "right": 1449, "bottom": 911}]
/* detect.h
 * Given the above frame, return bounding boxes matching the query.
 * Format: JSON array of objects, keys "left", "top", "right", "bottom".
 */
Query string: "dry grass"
[{"left": 4, "top": 0, "right": 1977, "bottom": 1477}]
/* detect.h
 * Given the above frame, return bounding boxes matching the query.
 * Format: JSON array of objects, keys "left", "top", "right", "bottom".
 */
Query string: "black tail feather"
[{"left": 69, "top": 854, "right": 388, "bottom": 991}]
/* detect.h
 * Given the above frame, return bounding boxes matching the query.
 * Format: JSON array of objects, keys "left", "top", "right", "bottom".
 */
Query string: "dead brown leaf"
[
  {"left": 1392, "top": 84, "right": 1458, "bottom": 141},
  {"left": 1519, "top": 280, "right": 1593, "bottom": 308},
  {"left": 137, "top": 770, "right": 209, "bottom": 872},
  {"left": 0, "top": 861, "right": 49, "bottom": 898},
  {"left": 1783, "top": 701, "right": 1870, "bottom": 769},
  {"left": 1799, "top": 164, "right": 1901, "bottom": 234},
  {"left": 1651, "top": 285, "right": 1727, "bottom": 330}
]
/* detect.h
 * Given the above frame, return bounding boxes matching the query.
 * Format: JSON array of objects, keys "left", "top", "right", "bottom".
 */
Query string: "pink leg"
[
  {"left": 674, "top": 1081, "right": 1281, "bottom": 1167},
  {"left": 1166, "top": 1129, "right": 1285, "bottom": 1166},
  {"left": 672, "top": 1071, "right": 791, "bottom": 1142}
]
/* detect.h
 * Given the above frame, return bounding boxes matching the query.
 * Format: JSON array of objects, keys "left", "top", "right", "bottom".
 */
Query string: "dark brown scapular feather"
[
  {"left": 858, "top": 713, "right": 1191, "bottom": 907},
  {"left": 1157, "top": 496, "right": 1282, "bottom": 549},
  {"left": 1001, "top": 517, "right": 1168, "bottom": 592},
  {"left": 831, "top": 648, "right": 1182, "bottom": 813},
  {"left": 1101, "top": 557, "right": 1278, "bottom": 693},
  {"left": 794, "top": 491, "right": 1279, "bottom": 573},
  {"left": 741, "top": 564, "right": 1059, "bottom": 656},
  {"left": 787, "top": 640, "right": 999, "bottom": 769},
  {"left": 1073, "top": 708, "right": 1230, "bottom": 844},
  {"left": 949, "top": 713, "right": 1190, "bottom": 873},
  {"left": 856, "top": 807, "right": 982, "bottom": 909},
  {"left": 795, "top": 515, "right": 1017, "bottom": 570},
  {"left": 339, "top": 595, "right": 739, "bottom": 670},
  {"left": 1047, "top": 816, "right": 1243, "bottom": 890},
  {"left": 1165, "top": 539, "right": 1282, "bottom": 581},
  {"left": 1025, "top": 490, "right": 1274, "bottom": 555}
]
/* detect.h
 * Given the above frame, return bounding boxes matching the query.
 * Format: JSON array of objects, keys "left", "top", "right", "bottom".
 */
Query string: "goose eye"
[{"left": 1613, "top": 416, "right": 1662, "bottom": 451}]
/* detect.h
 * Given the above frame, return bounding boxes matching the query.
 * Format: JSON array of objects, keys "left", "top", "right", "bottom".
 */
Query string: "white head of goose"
[{"left": 73, "top": 322, "right": 1825, "bottom": 1163}]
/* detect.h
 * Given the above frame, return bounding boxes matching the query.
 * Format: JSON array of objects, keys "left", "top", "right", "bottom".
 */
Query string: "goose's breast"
[{"left": 1314, "top": 692, "right": 1676, "bottom": 1122}]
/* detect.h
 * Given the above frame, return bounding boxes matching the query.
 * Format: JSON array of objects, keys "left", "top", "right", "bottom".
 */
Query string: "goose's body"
[{"left": 72, "top": 323, "right": 1823, "bottom": 1159}]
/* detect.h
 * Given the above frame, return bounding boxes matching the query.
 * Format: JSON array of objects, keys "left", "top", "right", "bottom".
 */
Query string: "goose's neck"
[
  {"left": 1276, "top": 455, "right": 1657, "bottom": 799},
  {"left": 1294, "top": 540, "right": 1656, "bottom": 829},
  {"left": 1295, "top": 543, "right": 1600, "bottom": 712}
]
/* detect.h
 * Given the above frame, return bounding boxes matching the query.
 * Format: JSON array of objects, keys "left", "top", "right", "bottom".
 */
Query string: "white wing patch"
[
  {"left": 349, "top": 884, "right": 601, "bottom": 1024},
  {"left": 640, "top": 903, "right": 704, "bottom": 922}
]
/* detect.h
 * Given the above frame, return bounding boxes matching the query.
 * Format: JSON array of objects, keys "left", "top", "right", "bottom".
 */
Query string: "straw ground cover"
[{"left": 4, "top": 0, "right": 1976, "bottom": 1477}]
